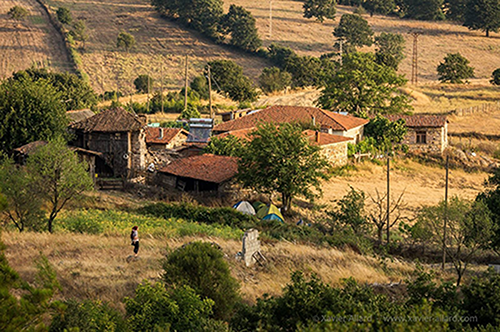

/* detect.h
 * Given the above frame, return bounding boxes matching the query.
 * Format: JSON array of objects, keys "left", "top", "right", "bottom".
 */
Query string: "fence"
[{"left": 448, "top": 102, "right": 500, "bottom": 117}]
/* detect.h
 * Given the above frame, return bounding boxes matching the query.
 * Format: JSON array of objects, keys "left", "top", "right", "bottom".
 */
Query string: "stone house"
[
  {"left": 69, "top": 107, "right": 148, "bottom": 178},
  {"left": 385, "top": 115, "right": 448, "bottom": 153},
  {"left": 145, "top": 127, "right": 188, "bottom": 150},
  {"left": 156, "top": 154, "right": 238, "bottom": 193},
  {"left": 213, "top": 105, "right": 369, "bottom": 143}
]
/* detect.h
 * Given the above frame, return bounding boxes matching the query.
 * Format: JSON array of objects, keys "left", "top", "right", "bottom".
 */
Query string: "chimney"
[
  {"left": 312, "top": 116, "right": 316, "bottom": 127},
  {"left": 315, "top": 131, "right": 320, "bottom": 143},
  {"left": 159, "top": 128, "right": 164, "bottom": 140}
]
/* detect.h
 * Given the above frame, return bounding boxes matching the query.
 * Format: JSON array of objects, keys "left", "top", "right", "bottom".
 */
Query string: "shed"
[{"left": 145, "top": 127, "right": 188, "bottom": 150}]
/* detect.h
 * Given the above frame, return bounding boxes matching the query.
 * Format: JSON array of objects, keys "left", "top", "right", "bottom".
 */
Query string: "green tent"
[{"left": 256, "top": 204, "right": 284, "bottom": 222}]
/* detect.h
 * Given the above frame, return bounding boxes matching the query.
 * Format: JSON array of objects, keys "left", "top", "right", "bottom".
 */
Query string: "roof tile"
[
  {"left": 145, "top": 127, "right": 187, "bottom": 144},
  {"left": 69, "top": 107, "right": 146, "bottom": 132}
]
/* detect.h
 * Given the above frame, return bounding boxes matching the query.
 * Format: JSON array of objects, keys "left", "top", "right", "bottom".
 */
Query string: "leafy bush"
[
  {"left": 462, "top": 268, "right": 500, "bottom": 327},
  {"left": 259, "top": 67, "right": 292, "bottom": 93},
  {"left": 50, "top": 299, "right": 125, "bottom": 332},
  {"left": 491, "top": 68, "right": 500, "bottom": 85},
  {"left": 133, "top": 75, "right": 153, "bottom": 93},
  {"left": 8, "top": 6, "right": 28, "bottom": 20},
  {"left": 56, "top": 7, "right": 72, "bottom": 25},
  {"left": 178, "top": 104, "right": 201, "bottom": 119},
  {"left": 207, "top": 60, "right": 258, "bottom": 102},
  {"left": 163, "top": 242, "right": 241, "bottom": 320},
  {"left": 191, "top": 75, "right": 210, "bottom": 99},
  {"left": 437, "top": 53, "right": 475, "bottom": 84},
  {"left": 116, "top": 32, "right": 135, "bottom": 51}
]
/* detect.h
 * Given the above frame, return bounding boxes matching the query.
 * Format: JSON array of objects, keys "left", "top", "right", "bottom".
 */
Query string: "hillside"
[{"left": 0, "top": 0, "right": 73, "bottom": 79}]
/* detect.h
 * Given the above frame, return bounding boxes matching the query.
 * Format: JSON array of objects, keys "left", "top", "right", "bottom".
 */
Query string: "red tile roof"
[
  {"left": 384, "top": 115, "right": 448, "bottom": 128},
  {"left": 302, "top": 130, "right": 353, "bottom": 146},
  {"left": 158, "top": 154, "right": 238, "bottom": 183},
  {"left": 215, "top": 128, "right": 254, "bottom": 141},
  {"left": 145, "top": 127, "right": 188, "bottom": 145},
  {"left": 70, "top": 107, "right": 146, "bottom": 132},
  {"left": 213, "top": 105, "right": 369, "bottom": 132}
]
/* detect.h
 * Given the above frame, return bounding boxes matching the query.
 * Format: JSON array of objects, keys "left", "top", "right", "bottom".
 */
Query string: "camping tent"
[
  {"left": 233, "top": 201, "right": 256, "bottom": 215},
  {"left": 256, "top": 204, "right": 284, "bottom": 222}
]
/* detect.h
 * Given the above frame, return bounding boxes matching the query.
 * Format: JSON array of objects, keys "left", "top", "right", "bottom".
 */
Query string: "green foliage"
[
  {"left": 69, "top": 20, "right": 88, "bottom": 43},
  {"left": 491, "top": 68, "right": 500, "bottom": 85},
  {"left": 362, "top": 0, "right": 396, "bottom": 16},
  {"left": 403, "top": 0, "right": 445, "bottom": 20},
  {"left": 464, "top": 0, "right": 500, "bottom": 37},
  {"left": 56, "top": 7, "right": 72, "bottom": 25},
  {"left": 238, "top": 122, "right": 331, "bottom": 212},
  {"left": 318, "top": 52, "right": 410, "bottom": 117},
  {"left": 178, "top": 104, "right": 201, "bottom": 119},
  {"left": 205, "top": 135, "right": 245, "bottom": 157},
  {"left": 476, "top": 168, "right": 500, "bottom": 249},
  {"left": 328, "top": 187, "right": 368, "bottom": 235},
  {"left": 222, "top": 5, "right": 261, "bottom": 52},
  {"left": 444, "top": 0, "right": 469, "bottom": 21},
  {"left": 303, "top": 0, "right": 336, "bottom": 22},
  {"left": 364, "top": 115, "right": 407, "bottom": 153},
  {"left": 133, "top": 74, "right": 153, "bottom": 93},
  {"left": 333, "top": 14, "right": 374, "bottom": 50},
  {"left": 12, "top": 67, "right": 98, "bottom": 111},
  {"left": 152, "top": 0, "right": 224, "bottom": 41},
  {"left": 50, "top": 299, "right": 125, "bottom": 332},
  {"left": 285, "top": 55, "right": 324, "bottom": 88},
  {"left": 375, "top": 32, "right": 405, "bottom": 70},
  {"left": 259, "top": 67, "right": 292, "bottom": 93},
  {"left": 163, "top": 242, "right": 241, "bottom": 320},
  {"left": 0, "top": 75, "right": 68, "bottom": 154},
  {"left": 462, "top": 268, "right": 500, "bottom": 327},
  {"left": 0, "top": 158, "right": 45, "bottom": 232},
  {"left": 27, "top": 138, "right": 94, "bottom": 233},
  {"left": 116, "top": 31, "right": 136, "bottom": 51},
  {"left": 206, "top": 60, "right": 258, "bottom": 102},
  {"left": 437, "top": 53, "right": 475, "bottom": 83},
  {"left": 8, "top": 6, "right": 28, "bottom": 20},
  {"left": 191, "top": 75, "right": 210, "bottom": 100}
]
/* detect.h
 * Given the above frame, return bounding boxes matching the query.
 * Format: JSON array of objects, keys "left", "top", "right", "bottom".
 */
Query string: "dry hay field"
[
  {"left": 0, "top": 0, "right": 73, "bottom": 79},
  {"left": 43, "top": 0, "right": 268, "bottom": 95}
]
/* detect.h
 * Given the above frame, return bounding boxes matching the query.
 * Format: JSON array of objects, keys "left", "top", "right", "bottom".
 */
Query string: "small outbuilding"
[{"left": 145, "top": 127, "right": 188, "bottom": 150}]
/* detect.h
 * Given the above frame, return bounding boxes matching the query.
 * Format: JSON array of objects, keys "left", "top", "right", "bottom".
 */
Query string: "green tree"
[
  {"left": 0, "top": 159, "right": 45, "bottom": 232},
  {"left": 70, "top": 20, "right": 89, "bottom": 44},
  {"left": 363, "top": 0, "right": 396, "bottom": 16},
  {"left": 303, "top": 0, "right": 336, "bottom": 22},
  {"left": 476, "top": 168, "right": 500, "bottom": 250},
  {"left": 364, "top": 115, "right": 407, "bottom": 153},
  {"left": 116, "top": 31, "right": 136, "bottom": 52},
  {"left": 0, "top": 77, "right": 68, "bottom": 154},
  {"left": 317, "top": 52, "right": 410, "bottom": 117},
  {"left": 403, "top": 0, "right": 445, "bottom": 20},
  {"left": 222, "top": 5, "right": 261, "bottom": 52},
  {"left": 27, "top": 138, "right": 94, "bottom": 233},
  {"left": 284, "top": 55, "right": 323, "bottom": 88},
  {"left": 178, "top": 104, "right": 201, "bottom": 119},
  {"left": 259, "top": 67, "right": 292, "bottom": 93},
  {"left": 491, "top": 68, "right": 500, "bottom": 85},
  {"left": 437, "top": 53, "right": 475, "bottom": 83},
  {"left": 333, "top": 14, "right": 374, "bottom": 50},
  {"left": 205, "top": 135, "right": 245, "bottom": 157},
  {"left": 238, "top": 122, "right": 330, "bottom": 212},
  {"left": 375, "top": 32, "right": 405, "bottom": 70},
  {"left": 8, "top": 6, "right": 28, "bottom": 20},
  {"left": 133, "top": 74, "right": 153, "bottom": 94},
  {"left": 444, "top": 0, "right": 469, "bottom": 21},
  {"left": 190, "top": 75, "right": 210, "bottom": 100},
  {"left": 162, "top": 242, "right": 241, "bottom": 320},
  {"left": 56, "top": 7, "right": 72, "bottom": 25},
  {"left": 462, "top": 268, "right": 500, "bottom": 327},
  {"left": 416, "top": 197, "right": 496, "bottom": 286},
  {"left": 329, "top": 187, "right": 368, "bottom": 235},
  {"left": 206, "top": 60, "right": 258, "bottom": 102},
  {"left": 464, "top": 0, "right": 500, "bottom": 36},
  {"left": 12, "top": 67, "right": 98, "bottom": 111}
]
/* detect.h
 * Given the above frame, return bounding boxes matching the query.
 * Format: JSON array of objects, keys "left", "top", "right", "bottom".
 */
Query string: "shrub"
[
  {"left": 191, "top": 75, "right": 210, "bottom": 99},
  {"left": 56, "top": 7, "right": 72, "bottom": 25},
  {"left": 491, "top": 68, "right": 500, "bottom": 85},
  {"left": 8, "top": 6, "right": 28, "bottom": 20},
  {"left": 163, "top": 242, "right": 241, "bottom": 320},
  {"left": 178, "top": 104, "right": 201, "bottom": 119},
  {"left": 133, "top": 75, "right": 153, "bottom": 93},
  {"left": 259, "top": 67, "right": 292, "bottom": 93},
  {"left": 116, "top": 32, "right": 135, "bottom": 51},
  {"left": 462, "top": 268, "right": 500, "bottom": 327},
  {"left": 437, "top": 53, "right": 475, "bottom": 83},
  {"left": 206, "top": 60, "right": 258, "bottom": 102}
]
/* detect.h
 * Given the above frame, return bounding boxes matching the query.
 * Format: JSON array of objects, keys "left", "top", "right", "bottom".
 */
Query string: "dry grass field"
[
  {"left": 2, "top": 231, "right": 414, "bottom": 312},
  {"left": 0, "top": 0, "right": 73, "bottom": 79}
]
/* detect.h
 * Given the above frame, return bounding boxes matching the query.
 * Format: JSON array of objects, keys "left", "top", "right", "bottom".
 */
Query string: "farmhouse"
[
  {"left": 145, "top": 127, "right": 188, "bottom": 150},
  {"left": 213, "top": 105, "right": 369, "bottom": 143},
  {"left": 69, "top": 107, "right": 148, "bottom": 178},
  {"left": 385, "top": 114, "right": 448, "bottom": 153},
  {"left": 156, "top": 154, "right": 238, "bottom": 193}
]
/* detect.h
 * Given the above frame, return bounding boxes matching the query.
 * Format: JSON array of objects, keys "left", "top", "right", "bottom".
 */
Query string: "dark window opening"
[{"left": 416, "top": 131, "right": 427, "bottom": 144}]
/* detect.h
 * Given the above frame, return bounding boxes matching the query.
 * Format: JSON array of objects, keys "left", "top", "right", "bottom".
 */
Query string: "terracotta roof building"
[
  {"left": 157, "top": 154, "right": 238, "bottom": 192},
  {"left": 145, "top": 127, "right": 188, "bottom": 150},
  {"left": 213, "top": 105, "right": 368, "bottom": 143},
  {"left": 383, "top": 114, "right": 449, "bottom": 153},
  {"left": 69, "top": 107, "right": 148, "bottom": 178}
]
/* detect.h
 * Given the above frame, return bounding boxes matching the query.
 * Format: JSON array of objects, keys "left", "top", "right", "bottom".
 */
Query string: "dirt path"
[{"left": 0, "top": 0, "right": 73, "bottom": 78}]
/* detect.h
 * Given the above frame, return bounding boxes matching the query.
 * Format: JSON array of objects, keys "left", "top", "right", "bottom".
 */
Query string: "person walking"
[{"left": 131, "top": 226, "right": 139, "bottom": 258}]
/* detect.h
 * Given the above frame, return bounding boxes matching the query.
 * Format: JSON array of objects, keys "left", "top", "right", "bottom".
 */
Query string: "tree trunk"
[
  {"left": 486, "top": 29, "right": 490, "bottom": 37},
  {"left": 48, "top": 218, "right": 53, "bottom": 233},
  {"left": 377, "top": 226, "right": 383, "bottom": 244},
  {"left": 282, "top": 193, "right": 292, "bottom": 215}
]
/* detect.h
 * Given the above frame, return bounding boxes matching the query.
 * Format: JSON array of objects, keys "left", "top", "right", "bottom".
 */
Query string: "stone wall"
[
  {"left": 131, "top": 129, "right": 147, "bottom": 176},
  {"left": 320, "top": 142, "right": 349, "bottom": 166},
  {"left": 403, "top": 123, "right": 448, "bottom": 154}
]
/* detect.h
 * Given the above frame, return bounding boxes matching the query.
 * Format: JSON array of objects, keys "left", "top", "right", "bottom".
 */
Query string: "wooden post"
[
  {"left": 208, "top": 65, "right": 213, "bottom": 119},
  {"left": 442, "top": 155, "right": 449, "bottom": 270},
  {"left": 161, "top": 65, "right": 164, "bottom": 114},
  {"left": 386, "top": 156, "right": 390, "bottom": 245},
  {"left": 184, "top": 55, "right": 188, "bottom": 110},
  {"left": 147, "top": 74, "right": 150, "bottom": 113}
]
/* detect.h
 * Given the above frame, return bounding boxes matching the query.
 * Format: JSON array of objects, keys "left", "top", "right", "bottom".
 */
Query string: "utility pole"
[
  {"left": 386, "top": 156, "right": 391, "bottom": 245},
  {"left": 339, "top": 40, "right": 343, "bottom": 67},
  {"left": 161, "top": 65, "right": 164, "bottom": 114},
  {"left": 184, "top": 55, "right": 188, "bottom": 110},
  {"left": 147, "top": 73, "right": 150, "bottom": 113},
  {"left": 269, "top": 0, "right": 273, "bottom": 39},
  {"left": 410, "top": 32, "right": 420, "bottom": 85},
  {"left": 208, "top": 65, "right": 213, "bottom": 119},
  {"left": 442, "top": 155, "right": 449, "bottom": 270}
]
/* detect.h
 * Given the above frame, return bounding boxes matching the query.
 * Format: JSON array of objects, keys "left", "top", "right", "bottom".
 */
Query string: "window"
[{"left": 416, "top": 131, "right": 427, "bottom": 144}]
